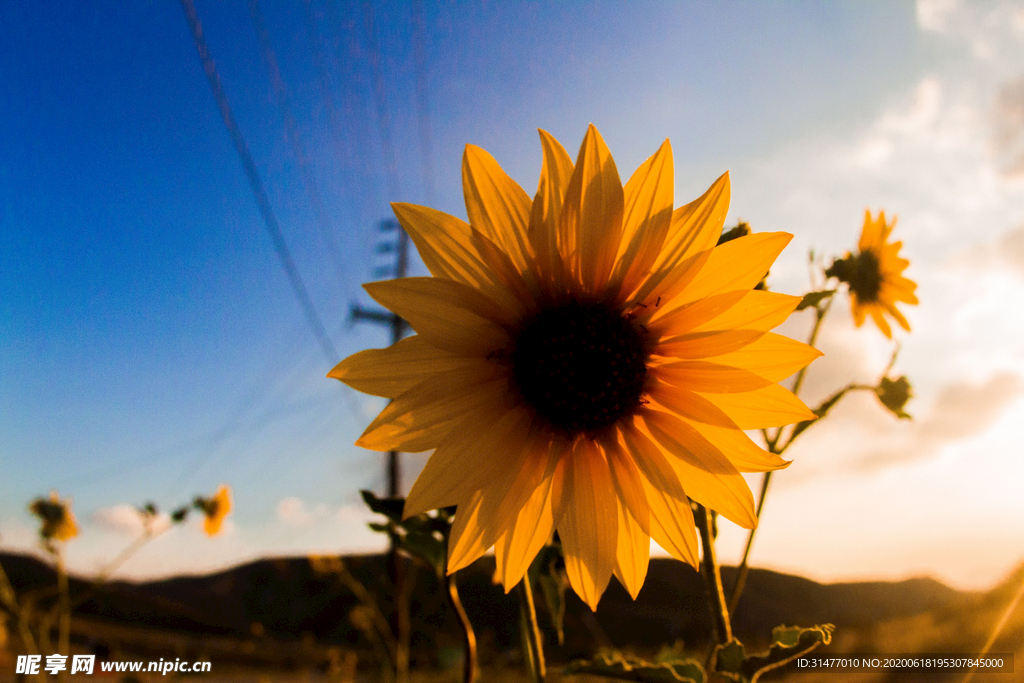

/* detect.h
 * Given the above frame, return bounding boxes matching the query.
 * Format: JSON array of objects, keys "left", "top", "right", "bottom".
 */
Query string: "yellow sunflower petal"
[
  {"left": 869, "top": 306, "right": 893, "bottom": 338},
  {"left": 493, "top": 454, "right": 564, "bottom": 591},
  {"left": 858, "top": 209, "right": 884, "bottom": 250},
  {"left": 390, "top": 203, "right": 529, "bottom": 314},
  {"left": 358, "top": 371, "right": 506, "bottom": 452},
  {"left": 686, "top": 421, "right": 790, "bottom": 473},
  {"left": 447, "top": 485, "right": 512, "bottom": 573},
  {"left": 630, "top": 172, "right": 730, "bottom": 305},
  {"left": 655, "top": 329, "right": 765, "bottom": 359},
  {"left": 668, "top": 232, "right": 792, "bottom": 308},
  {"left": 448, "top": 428, "right": 553, "bottom": 572},
  {"left": 889, "top": 279, "right": 919, "bottom": 304},
  {"left": 364, "top": 278, "right": 512, "bottom": 355},
  {"left": 648, "top": 290, "right": 747, "bottom": 334},
  {"left": 404, "top": 404, "right": 533, "bottom": 517},
  {"left": 529, "top": 129, "right": 574, "bottom": 287},
  {"left": 610, "top": 139, "right": 674, "bottom": 298},
  {"left": 689, "top": 291, "right": 802, "bottom": 334},
  {"left": 612, "top": 496, "right": 650, "bottom": 600},
  {"left": 851, "top": 298, "right": 868, "bottom": 327},
  {"left": 390, "top": 203, "right": 497, "bottom": 289},
  {"left": 328, "top": 335, "right": 478, "bottom": 398},
  {"left": 446, "top": 491, "right": 489, "bottom": 572},
  {"left": 648, "top": 382, "right": 742, "bottom": 428},
  {"left": 559, "top": 124, "right": 624, "bottom": 292},
  {"left": 558, "top": 438, "right": 617, "bottom": 611},
  {"left": 462, "top": 144, "right": 533, "bottom": 273},
  {"left": 696, "top": 383, "right": 815, "bottom": 429},
  {"left": 602, "top": 434, "right": 651, "bottom": 534},
  {"left": 701, "top": 332, "right": 822, "bottom": 383},
  {"left": 884, "top": 300, "right": 911, "bottom": 331},
  {"left": 642, "top": 409, "right": 756, "bottom": 529},
  {"left": 623, "top": 425, "right": 699, "bottom": 566},
  {"left": 652, "top": 361, "right": 772, "bottom": 393}
]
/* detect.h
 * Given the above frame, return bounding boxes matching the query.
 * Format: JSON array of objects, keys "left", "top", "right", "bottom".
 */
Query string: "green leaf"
[
  {"left": 360, "top": 490, "right": 405, "bottom": 521},
  {"left": 795, "top": 289, "right": 836, "bottom": 311},
  {"left": 875, "top": 376, "right": 912, "bottom": 419},
  {"left": 563, "top": 651, "right": 705, "bottom": 683},
  {"left": 360, "top": 491, "right": 455, "bottom": 576},
  {"left": 400, "top": 527, "right": 447, "bottom": 574},
  {"left": 712, "top": 624, "right": 834, "bottom": 683}
]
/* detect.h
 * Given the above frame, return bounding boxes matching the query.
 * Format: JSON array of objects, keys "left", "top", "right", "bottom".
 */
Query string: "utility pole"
[
  {"left": 350, "top": 218, "right": 412, "bottom": 681},
  {"left": 350, "top": 218, "right": 410, "bottom": 498}
]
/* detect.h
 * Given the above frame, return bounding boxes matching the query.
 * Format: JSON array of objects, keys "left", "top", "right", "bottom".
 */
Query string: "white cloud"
[
  {"left": 917, "top": 0, "right": 1024, "bottom": 61},
  {"left": 276, "top": 496, "right": 312, "bottom": 526},
  {"left": 92, "top": 504, "right": 171, "bottom": 537},
  {"left": 916, "top": 0, "right": 961, "bottom": 33},
  {"left": 276, "top": 497, "right": 375, "bottom": 530},
  {"left": 992, "top": 76, "right": 1024, "bottom": 176}
]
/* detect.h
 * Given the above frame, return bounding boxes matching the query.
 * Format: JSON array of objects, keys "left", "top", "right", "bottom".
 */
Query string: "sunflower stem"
[
  {"left": 445, "top": 572, "right": 477, "bottom": 683},
  {"left": 56, "top": 547, "right": 70, "bottom": 683},
  {"left": 695, "top": 502, "right": 732, "bottom": 656},
  {"left": 789, "top": 294, "right": 833, "bottom": 399},
  {"left": 727, "top": 470, "right": 773, "bottom": 617},
  {"left": 517, "top": 577, "right": 546, "bottom": 683},
  {"left": 0, "top": 558, "right": 41, "bottom": 663}
]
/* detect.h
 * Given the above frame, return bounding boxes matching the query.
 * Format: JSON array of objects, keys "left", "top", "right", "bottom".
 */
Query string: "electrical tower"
[{"left": 350, "top": 218, "right": 410, "bottom": 498}]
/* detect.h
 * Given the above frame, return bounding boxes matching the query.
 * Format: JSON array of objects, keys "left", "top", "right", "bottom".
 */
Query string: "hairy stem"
[
  {"left": 56, "top": 548, "right": 70, "bottom": 683},
  {"left": 445, "top": 572, "right": 477, "bottom": 683},
  {"left": 0, "top": 559, "right": 40, "bottom": 660},
  {"left": 727, "top": 469, "right": 775, "bottom": 616},
  {"left": 695, "top": 502, "right": 731, "bottom": 657},
  {"left": 517, "top": 578, "right": 546, "bottom": 683},
  {"left": 395, "top": 557, "right": 418, "bottom": 683}
]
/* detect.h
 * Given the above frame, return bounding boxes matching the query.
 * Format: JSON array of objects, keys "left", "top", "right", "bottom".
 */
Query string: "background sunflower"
[{"left": 827, "top": 210, "right": 918, "bottom": 338}]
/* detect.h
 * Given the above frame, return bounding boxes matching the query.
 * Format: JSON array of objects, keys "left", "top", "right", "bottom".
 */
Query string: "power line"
[
  {"left": 298, "top": 0, "right": 372, "bottom": 234},
  {"left": 247, "top": 0, "right": 348, "bottom": 294},
  {"left": 350, "top": 219, "right": 409, "bottom": 498},
  {"left": 180, "top": 0, "right": 339, "bottom": 367},
  {"left": 410, "top": 0, "right": 435, "bottom": 206},
  {"left": 322, "top": 0, "right": 385, "bottom": 216},
  {"left": 360, "top": 0, "right": 402, "bottom": 201}
]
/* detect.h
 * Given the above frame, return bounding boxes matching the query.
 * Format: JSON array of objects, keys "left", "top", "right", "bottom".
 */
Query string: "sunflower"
[
  {"left": 195, "top": 485, "right": 232, "bottom": 536},
  {"left": 29, "top": 491, "right": 79, "bottom": 542},
  {"left": 330, "top": 125, "right": 819, "bottom": 609},
  {"left": 827, "top": 210, "right": 918, "bottom": 338}
]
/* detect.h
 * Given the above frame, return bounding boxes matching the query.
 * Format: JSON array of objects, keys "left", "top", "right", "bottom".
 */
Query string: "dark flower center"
[
  {"left": 826, "top": 250, "right": 882, "bottom": 303},
  {"left": 848, "top": 250, "right": 883, "bottom": 303},
  {"left": 510, "top": 300, "right": 649, "bottom": 434}
]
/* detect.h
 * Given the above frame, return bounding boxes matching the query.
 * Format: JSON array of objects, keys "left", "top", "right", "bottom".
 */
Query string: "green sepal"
[
  {"left": 875, "top": 375, "right": 912, "bottom": 419},
  {"left": 712, "top": 624, "right": 834, "bottom": 683},
  {"left": 563, "top": 650, "right": 705, "bottom": 683},
  {"left": 795, "top": 289, "right": 836, "bottom": 311},
  {"left": 717, "top": 222, "right": 751, "bottom": 246}
]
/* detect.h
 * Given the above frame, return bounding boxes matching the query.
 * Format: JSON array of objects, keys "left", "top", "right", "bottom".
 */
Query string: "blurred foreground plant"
[{"left": 0, "top": 485, "right": 233, "bottom": 679}]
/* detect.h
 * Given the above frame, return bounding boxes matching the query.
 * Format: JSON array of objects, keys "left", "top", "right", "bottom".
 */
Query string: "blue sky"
[{"left": 3, "top": 0, "right": 1024, "bottom": 590}]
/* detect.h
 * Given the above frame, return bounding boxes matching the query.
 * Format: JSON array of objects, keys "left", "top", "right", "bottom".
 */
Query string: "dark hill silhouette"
[{"left": 2, "top": 550, "right": 997, "bottom": 668}]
